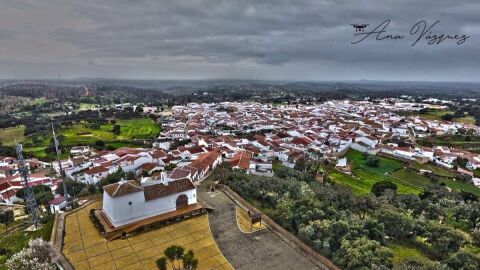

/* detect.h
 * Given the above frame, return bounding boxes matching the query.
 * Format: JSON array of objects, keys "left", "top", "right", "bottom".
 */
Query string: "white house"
[
  {"left": 84, "top": 166, "right": 111, "bottom": 184},
  {"left": 70, "top": 146, "right": 90, "bottom": 156},
  {"left": 49, "top": 195, "right": 67, "bottom": 213},
  {"left": 102, "top": 178, "right": 197, "bottom": 228}
]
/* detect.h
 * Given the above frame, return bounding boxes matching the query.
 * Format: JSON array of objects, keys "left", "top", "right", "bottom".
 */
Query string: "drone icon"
[{"left": 351, "top": 24, "right": 369, "bottom": 32}]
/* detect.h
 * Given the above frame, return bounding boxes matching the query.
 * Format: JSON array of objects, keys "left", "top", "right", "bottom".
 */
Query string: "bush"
[
  {"left": 333, "top": 237, "right": 393, "bottom": 270},
  {"left": 366, "top": 156, "right": 380, "bottom": 167},
  {"left": 371, "top": 181, "right": 397, "bottom": 197},
  {"left": 89, "top": 209, "right": 105, "bottom": 233}
]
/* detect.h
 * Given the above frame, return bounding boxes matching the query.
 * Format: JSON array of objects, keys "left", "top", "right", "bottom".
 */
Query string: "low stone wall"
[
  {"left": 51, "top": 213, "right": 74, "bottom": 270},
  {"left": 219, "top": 184, "right": 340, "bottom": 270},
  {"left": 51, "top": 199, "right": 100, "bottom": 270}
]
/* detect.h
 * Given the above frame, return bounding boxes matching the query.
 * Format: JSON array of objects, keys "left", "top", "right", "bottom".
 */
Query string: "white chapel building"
[{"left": 102, "top": 177, "right": 197, "bottom": 227}]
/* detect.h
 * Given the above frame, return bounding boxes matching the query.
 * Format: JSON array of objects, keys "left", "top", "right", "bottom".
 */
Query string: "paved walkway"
[{"left": 198, "top": 181, "right": 319, "bottom": 270}]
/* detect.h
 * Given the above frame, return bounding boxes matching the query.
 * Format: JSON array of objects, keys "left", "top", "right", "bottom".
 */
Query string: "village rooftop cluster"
[{"left": 2, "top": 99, "right": 480, "bottom": 211}]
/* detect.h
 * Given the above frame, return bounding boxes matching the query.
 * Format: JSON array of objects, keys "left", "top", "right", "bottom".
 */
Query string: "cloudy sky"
[{"left": 0, "top": 0, "right": 479, "bottom": 81}]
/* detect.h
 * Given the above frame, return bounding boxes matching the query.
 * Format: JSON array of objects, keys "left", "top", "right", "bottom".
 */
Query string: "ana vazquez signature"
[{"left": 351, "top": 19, "right": 470, "bottom": 46}]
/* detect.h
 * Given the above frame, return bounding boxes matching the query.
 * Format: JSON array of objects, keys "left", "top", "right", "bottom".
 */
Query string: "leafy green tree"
[
  {"left": 443, "top": 251, "right": 480, "bottom": 270},
  {"left": 164, "top": 163, "right": 176, "bottom": 171},
  {"left": 472, "top": 231, "right": 480, "bottom": 247},
  {"left": 441, "top": 113, "right": 454, "bottom": 121},
  {"left": 96, "top": 168, "right": 125, "bottom": 189},
  {"left": 111, "top": 124, "right": 121, "bottom": 135},
  {"left": 376, "top": 208, "right": 413, "bottom": 239},
  {"left": 94, "top": 140, "right": 106, "bottom": 149},
  {"left": 294, "top": 157, "right": 310, "bottom": 172},
  {"left": 453, "top": 202, "right": 480, "bottom": 229},
  {"left": 16, "top": 185, "right": 54, "bottom": 206},
  {"left": 453, "top": 157, "right": 468, "bottom": 169},
  {"left": 182, "top": 250, "right": 199, "bottom": 270},
  {"left": 371, "top": 181, "right": 397, "bottom": 197},
  {"left": 0, "top": 209, "right": 14, "bottom": 232},
  {"left": 157, "top": 245, "right": 197, "bottom": 270},
  {"left": 156, "top": 257, "right": 167, "bottom": 270},
  {"left": 56, "top": 179, "right": 87, "bottom": 197},
  {"left": 354, "top": 194, "right": 378, "bottom": 219},
  {"left": 363, "top": 219, "right": 386, "bottom": 244},
  {"left": 365, "top": 156, "right": 380, "bottom": 167},
  {"left": 333, "top": 237, "right": 393, "bottom": 270},
  {"left": 426, "top": 224, "right": 466, "bottom": 259},
  {"left": 459, "top": 190, "right": 478, "bottom": 202}
]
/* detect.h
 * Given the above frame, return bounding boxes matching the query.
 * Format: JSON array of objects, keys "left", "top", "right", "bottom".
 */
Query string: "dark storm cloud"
[{"left": 0, "top": 0, "right": 479, "bottom": 80}]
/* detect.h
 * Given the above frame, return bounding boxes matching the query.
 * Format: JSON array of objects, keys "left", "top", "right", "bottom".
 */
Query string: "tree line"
[{"left": 216, "top": 164, "right": 480, "bottom": 270}]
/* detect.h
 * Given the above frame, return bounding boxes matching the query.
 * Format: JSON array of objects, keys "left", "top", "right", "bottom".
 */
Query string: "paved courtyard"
[{"left": 62, "top": 201, "right": 233, "bottom": 270}]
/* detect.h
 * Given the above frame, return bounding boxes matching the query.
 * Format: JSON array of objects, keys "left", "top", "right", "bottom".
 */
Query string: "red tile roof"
[
  {"left": 143, "top": 178, "right": 195, "bottom": 201},
  {"left": 103, "top": 180, "right": 143, "bottom": 198}
]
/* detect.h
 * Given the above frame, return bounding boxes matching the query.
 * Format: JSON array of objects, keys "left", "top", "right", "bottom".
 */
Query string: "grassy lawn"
[
  {"left": 27, "top": 97, "right": 48, "bottom": 106},
  {"left": 418, "top": 135, "right": 480, "bottom": 149},
  {"left": 415, "top": 110, "right": 454, "bottom": 121},
  {"left": 21, "top": 118, "right": 159, "bottom": 159},
  {"left": 334, "top": 152, "right": 480, "bottom": 196},
  {"left": 0, "top": 217, "right": 54, "bottom": 270},
  {"left": 387, "top": 240, "right": 432, "bottom": 268},
  {"left": 391, "top": 169, "right": 432, "bottom": 189},
  {"left": 456, "top": 116, "right": 476, "bottom": 124},
  {"left": 412, "top": 110, "right": 475, "bottom": 124},
  {"left": 412, "top": 162, "right": 454, "bottom": 178},
  {"left": 346, "top": 150, "right": 403, "bottom": 173},
  {"left": 328, "top": 171, "right": 374, "bottom": 195},
  {"left": 442, "top": 178, "right": 480, "bottom": 196},
  {"left": 330, "top": 151, "right": 422, "bottom": 195},
  {"left": 409, "top": 162, "right": 480, "bottom": 195},
  {"left": 330, "top": 151, "right": 425, "bottom": 195},
  {"left": 0, "top": 125, "right": 25, "bottom": 146}
]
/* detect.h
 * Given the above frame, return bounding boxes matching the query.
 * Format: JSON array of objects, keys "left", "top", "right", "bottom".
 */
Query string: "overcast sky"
[{"left": 0, "top": 0, "right": 479, "bottom": 81}]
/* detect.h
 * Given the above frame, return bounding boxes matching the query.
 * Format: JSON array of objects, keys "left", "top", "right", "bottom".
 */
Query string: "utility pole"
[
  {"left": 52, "top": 124, "right": 69, "bottom": 206},
  {"left": 15, "top": 143, "right": 39, "bottom": 228}
]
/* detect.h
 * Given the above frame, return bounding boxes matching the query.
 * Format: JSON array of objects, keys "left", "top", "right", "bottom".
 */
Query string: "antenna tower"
[
  {"left": 15, "top": 143, "right": 39, "bottom": 227},
  {"left": 52, "top": 124, "right": 69, "bottom": 204}
]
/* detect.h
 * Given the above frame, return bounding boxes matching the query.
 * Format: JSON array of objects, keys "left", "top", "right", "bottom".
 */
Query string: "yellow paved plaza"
[
  {"left": 235, "top": 207, "right": 266, "bottom": 233},
  {"left": 62, "top": 201, "right": 233, "bottom": 270}
]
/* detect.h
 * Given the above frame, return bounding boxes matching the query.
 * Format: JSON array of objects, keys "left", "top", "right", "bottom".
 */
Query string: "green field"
[
  {"left": 0, "top": 125, "right": 25, "bottom": 146},
  {"left": 331, "top": 151, "right": 480, "bottom": 196},
  {"left": 21, "top": 118, "right": 160, "bottom": 158},
  {"left": 417, "top": 135, "right": 480, "bottom": 150},
  {"left": 27, "top": 97, "right": 48, "bottom": 106},
  {"left": 412, "top": 110, "right": 475, "bottom": 124},
  {"left": 412, "top": 162, "right": 454, "bottom": 178},
  {"left": 329, "top": 151, "right": 421, "bottom": 195},
  {"left": 415, "top": 110, "right": 454, "bottom": 121}
]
